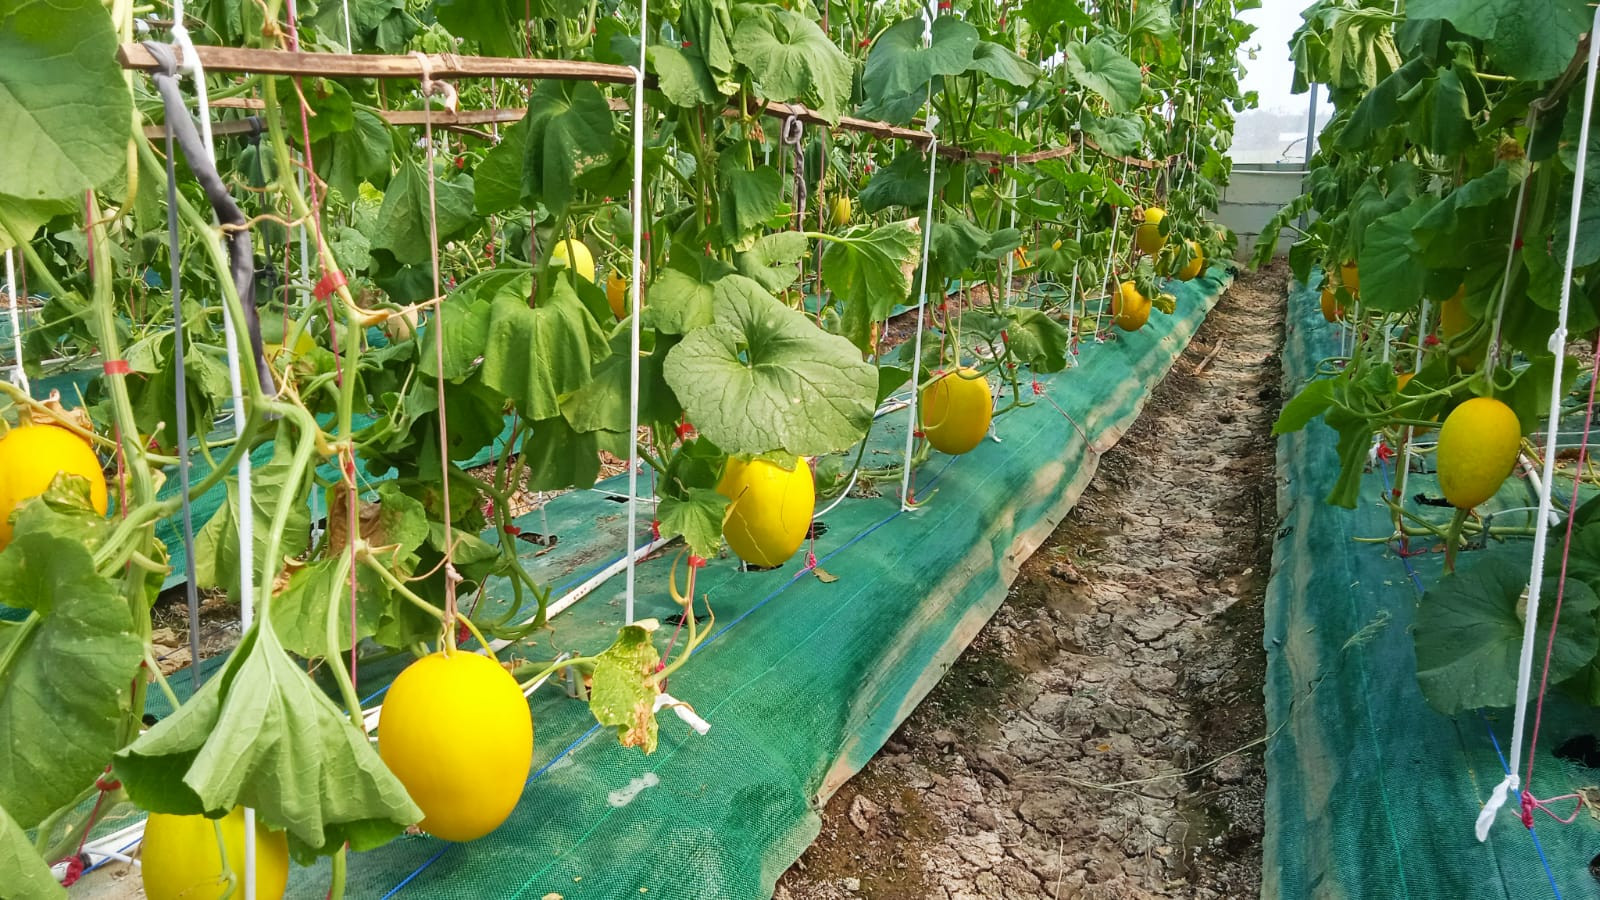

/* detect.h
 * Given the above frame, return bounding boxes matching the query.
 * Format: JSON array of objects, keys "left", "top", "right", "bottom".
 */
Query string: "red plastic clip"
[
  {"left": 1375, "top": 441, "right": 1394, "bottom": 462},
  {"left": 58, "top": 856, "right": 85, "bottom": 887},
  {"left": 95, "top": 772, "right": 121, "bottom": 792},
  {"left": 650, "top": 519, "right": 662, "bottom": 540},
  {"left": 1424, "top": 334, "right": 1440, "bottom": 347},
  {"left": 503, "top": 523, "right": 521, "bottom": 536},
  {"left": 102, "top": 359, "right": 130, "bottom": 375},
  {"left": 674, "top": 420, "right": 697, "bottom": 440},
  {"left": 314, "top": 270, "right": 348, "bottom": 300},
  {"left": 688, "top": 554, "right": 707, "bottom": 569},
  {"left": 1031, "top": 380, "right": 1044, "bottom": 395},
  {"left": 912, "top": 429, "right": 926, "bottom": 438}
]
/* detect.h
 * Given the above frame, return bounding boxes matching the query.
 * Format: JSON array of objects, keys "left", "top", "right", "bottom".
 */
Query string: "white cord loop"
[{"left": 1477, "top": 0, "right": 1600, "bottom": 844}]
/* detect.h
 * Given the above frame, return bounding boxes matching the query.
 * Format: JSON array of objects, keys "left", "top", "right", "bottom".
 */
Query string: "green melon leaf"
[
  {"left": 1062, "top": 40, "right": 1143, "bottom": 114},
  {"left": 0, "top": 530, "right": 140, "bottom": 829},
  {"left": 656, "top": 488, "right": 730, "bottom": 560},
  {"left": 663, "top": 283, "right": 877, "bottom": 456},
  {"left": 860, "top": 150, "right": 952, "bottom": 214},
  {"left": 372, "top": 158, "right": 477, "bottom": 267},
  {"left": 861, "top": 16, "right": 979, "bottom": 124},
  {"left": 737, "top": 231, "right": 810, "bottom": 293},
  {"left": 731, "top": 7, "right": 853, "bottom": 123},
  {"left": 1415, "top": 551, "right": 1598, "bottom": 715},
  {"left": 480, "top": 274, "right": 609, "bottom": 421},
  {"left": 0, "top": 802, "right": 63, "bottom": 899},
  {"left": 821, "top": 219, "right": 921, "bottom": 352},
  {"left": 113, "top": 622, "right": 423, "bottom": 862},
  {"left": 520, "top": 80, "right": 617, "bottom": 217},
  {"left": 1356, "top": 197, "right": 1436, "bottom": 312},
  {"left": 1407, "top": 0, "right": 1587, "bottom": 82},
  {"left": 0, "top": 0, "right": 131, "bottom": 204}
]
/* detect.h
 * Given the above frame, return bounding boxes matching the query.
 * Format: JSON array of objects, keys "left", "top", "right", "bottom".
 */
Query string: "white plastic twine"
[
  {"left": 1476, "top": 1, "right": 1600, "bottom": 843},
  {"left": 1095, "top": 162, "right": 1130, "bottom": 338},
  {"left": 167, "top": 6, "right": 258, "bottom": 893},
  {"left": 623, "top": 0, "right": 648, "bottom": 624},
  {"left": 4, "top": 249, "right": 27, "bottom": 393},
  {"left": 1065, "top": 189, "right": 1086, "bottom": 353}
]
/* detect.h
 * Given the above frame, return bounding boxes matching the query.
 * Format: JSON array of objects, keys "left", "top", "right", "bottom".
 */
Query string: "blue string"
[
  {"left": 377, "top": 846, "right": 451, "bottom": 900},
  {"left": 1380, "top": 460, "right": 1564, "bottom": 900}
]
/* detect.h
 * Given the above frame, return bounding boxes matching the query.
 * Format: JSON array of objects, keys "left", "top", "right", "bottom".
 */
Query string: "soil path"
[{"left": 779, "top": 262, "right": 1289, "bottom": 900}]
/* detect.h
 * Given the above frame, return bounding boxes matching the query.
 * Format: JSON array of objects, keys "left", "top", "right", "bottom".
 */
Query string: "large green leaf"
[
  {"left": 1085, "top": 114, "right": 1144, "bottom": 158},
  {"left": 1400, "top": 65, "right": 1474, "bottom": 155},
  {"left": 656, "top": 487, "right": 730, "bottom": 559},
  {"left": 480, "top": 274, "right": 609, "bottom": 420},
  {"left": 1356, "top": 197, "right": 1436, "bottom": 312},
  {"left": 0, "top": 530, "right": 140, "bottom": 829},
  {"left": 474, "top": 112, "right": 527, "bottom": 216},
  {"left": 651, "top": 0, "right": 737, "bottom": 105},
  {"left": 663, "top": 283, "right": 878, "bottom": 456},
  {"left": 371, "top": 158, "right": 477, "bottom": 267},
  {"left": 314, "top": 105, "right": 391, "bottom": 201},
  {"left": 736, "top": 231, "right": 810, "bottom": 293},
  {"left": 861, "top": 16, "right": 979, "bottom": 124},
  {"left": 0, "top": 802, "right": 63, "bottom": 899},
  {"left": 859, "top": 150, "right": 951, "bottom": 214},
  {"left": 1407, "top": 0, "right": 1587, "bottom": 81},
  {"left": 1339, "top": 57, "right": 1428, "bottom": 150},
  {"left": 821, "top": 219, "right": 921, "bottom": 351},
  {"left": 1004, "top": 307, "right": 1068, "bottom": 373},
  {"left": 0, "top": 0, "right": 128, "bottom": 204},
  {"left": 644, "top": 268, "right": 718, "bottom": 335},
  {"left": 718, "top": 158, "right": 783, "bottom": 250},
  {"left": 562, "top": 329, "right": 681, "bottom": 434},
  {"left": 114, "top": 623, "right": 423, "bottom": 861},
  {"left": 1412, "top": 159, "right": 1527, "bottom": 268},
  {"left": 434, "top": 0, "right": 522, "bottom": 57},
  {"left": 522, "top": 414, "right": 606, "bottom": 491},
  {"left": 969, "top": 41, "right": 1038, "bottom": 89},
  {"left": 520, "top": 80, "right": 616, "bottom": 216},
  {"left": 0, "top": 0, "right": 132, "bottom": 249},
  {"left": 1062, "top": 40, "right": 1143, "bottom": 114},
  {"left": 731, "top": 7, "right": 853, "bottom": 123},
  {"left": 1016, "top": 0, "right": 1090, "bottom": 41},
  {"left": 1415, "top": 551, "right": 1599, "bottom": 715}
]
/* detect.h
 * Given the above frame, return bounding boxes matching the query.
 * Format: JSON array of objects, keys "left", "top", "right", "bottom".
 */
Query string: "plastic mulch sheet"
[
  {"left": 78, "top": 269, "right": 1231, "bottom": 897},
  {"left": 1264, "top": 278, "right": 1600, "bottom": 900}
]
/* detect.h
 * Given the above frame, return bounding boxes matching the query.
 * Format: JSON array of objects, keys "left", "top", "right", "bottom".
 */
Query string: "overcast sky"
[{"left": 1238, "top": 2, "right": 1312, "bottom": 116}]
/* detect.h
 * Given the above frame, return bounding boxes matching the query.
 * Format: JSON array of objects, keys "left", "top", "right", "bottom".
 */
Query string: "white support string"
[
  {"left": 1476, "top": 0, "right": 1600, "bottom": 844},
  {"left": 899, "top": 124, "right": 939, "bottom": 512},
  {"left": 4, "top": 249, "right": 26, "bottom": 393},
  {"left": 1095, "top": 162, "right": 1131, "bottom": 338},
  {"left": 1065, "top": 189, "right": 1086, "bottom": 356},
  {"left": 623, "top": 0, "right": 649, "bottom": 625},
  {"left": 168, "top": 7, "right": 256, "bottom": 892}
]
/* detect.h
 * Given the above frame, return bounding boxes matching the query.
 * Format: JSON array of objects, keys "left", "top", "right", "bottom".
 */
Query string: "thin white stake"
[
  {"left": 5, "top": 249, "right": 26, "bottom": 393},
  {"left": 1476, "top": 1, "right": 1600, "bottom": 843},
  {"left": 899, "top": 127, "right": 940, "bottom": 512},
  {"left": 169, "top": 8, "right": 255, "bottom": 893},
  {"left": 624, "top": 0, "right": 649, "bottom": 624},
  {"left": 1095, "top": 162, "right": 1131, "bottom": 338}
]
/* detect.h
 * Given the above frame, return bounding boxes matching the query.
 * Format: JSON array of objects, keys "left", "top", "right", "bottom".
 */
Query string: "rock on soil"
[{"left": 778, "top": 263, "right": 1287, "bottom": 900}]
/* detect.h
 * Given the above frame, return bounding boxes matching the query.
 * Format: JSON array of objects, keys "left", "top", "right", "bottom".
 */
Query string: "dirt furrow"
[{"left": 780, "top": 262, "right": 1288, "bottom": 900}]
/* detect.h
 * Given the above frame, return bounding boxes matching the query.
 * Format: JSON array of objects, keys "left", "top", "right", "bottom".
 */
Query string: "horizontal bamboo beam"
[
  {"left": 118, "top": 42, "right": 638, "bottom": 84},
  {"left": 121, "top": 43, "right": 1170, "bottom": 170}
]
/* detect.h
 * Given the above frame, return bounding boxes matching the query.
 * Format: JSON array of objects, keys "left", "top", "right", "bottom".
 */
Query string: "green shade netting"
[
  {"left": 78, "top": 270, "right": 1230, "bottom": 897},
  {"left": 1265, "top": 278, "right": 1600, "bottom": 900}
]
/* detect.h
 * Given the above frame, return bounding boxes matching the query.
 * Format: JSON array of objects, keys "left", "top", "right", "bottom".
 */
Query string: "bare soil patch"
[{"left": 779, "top": 262, "right": 1288, "bottom": 900}]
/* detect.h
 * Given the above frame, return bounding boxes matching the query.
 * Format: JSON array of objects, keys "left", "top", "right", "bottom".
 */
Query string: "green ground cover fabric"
[
  {"left": 1265, "top": 279, "right": 1600, "bottom": 900},
  {"left": 75, "top": 269, "right": 1228, "bottom": 896}
]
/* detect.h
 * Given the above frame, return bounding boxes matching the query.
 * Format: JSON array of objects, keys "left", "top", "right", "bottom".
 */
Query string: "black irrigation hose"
[{"left": 142, "top": 41, "right": 274, "bottom": 392}]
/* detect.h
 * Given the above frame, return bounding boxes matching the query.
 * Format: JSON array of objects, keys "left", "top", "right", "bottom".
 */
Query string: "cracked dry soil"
[{"left": 778, "top": 262, "right": 1287, "bottom": 900}]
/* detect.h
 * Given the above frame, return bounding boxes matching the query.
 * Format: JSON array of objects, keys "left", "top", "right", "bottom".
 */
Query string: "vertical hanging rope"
[
  {"left": 898, "top": 10, "right": 939, "bottom": 512},
  {"left": 160, "top": 112, "right": 205, "bottom": 694},
  {"left": 1094, "top": 162, "right": 1131, "bottom": 338},
  {"left": 1476, "top": 1, "right": 1600, "bottom": 843},
  {"left": 623, "top": 0, "right": 650, "bottom": 625},
  {"left": 163, "top": 9, "right": 260, "bottom": 890},
  {"left": 412, "top": 54, "right": 464, "bottom": 635},
  {"left": 4, "top": 250, "right": 26, "bottom": 393}
]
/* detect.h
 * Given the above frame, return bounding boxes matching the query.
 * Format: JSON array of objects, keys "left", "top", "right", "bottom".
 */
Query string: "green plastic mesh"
[{"left": 1265, "top": 278, "right": 1599, "bottom": 899}]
